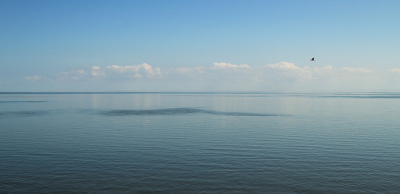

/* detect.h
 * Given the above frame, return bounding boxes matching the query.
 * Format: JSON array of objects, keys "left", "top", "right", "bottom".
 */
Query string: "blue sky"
[{"left": 1, "top": 0, "right": 400, "bottom": 91}]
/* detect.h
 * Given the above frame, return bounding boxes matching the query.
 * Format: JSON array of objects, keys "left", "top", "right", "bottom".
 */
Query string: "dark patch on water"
[
  {"left": 99, "top": 108, "right": 285, "bottom": 116},
  {"left": 320, "top": 94, "right": 400, "bottom": 99},
  {"left": 0, "top": 110, "right": 49, "bottom": 117},
  {"left": 0, "top": 101, "right": 48, "bottom": 103}
]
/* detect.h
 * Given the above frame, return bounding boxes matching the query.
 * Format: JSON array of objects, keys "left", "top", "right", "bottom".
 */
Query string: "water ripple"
[
  {"left": 0, "top": 110, "right": 49, "bottom": 117},
  {"left": 0, "top": 101, "right": 48, "bottom": 103},
  {"left": 99, "top": 108, "right": 285, "bottom": 116}
]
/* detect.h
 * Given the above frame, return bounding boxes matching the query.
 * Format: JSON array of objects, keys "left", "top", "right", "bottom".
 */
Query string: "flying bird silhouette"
[{"left": 310, "top": 58, "right": 315, "bottom": 61}]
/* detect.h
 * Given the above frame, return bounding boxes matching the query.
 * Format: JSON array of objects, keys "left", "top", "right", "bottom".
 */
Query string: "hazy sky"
[{"left": 1, "top": 0, "right": 400, "bottom": 92}]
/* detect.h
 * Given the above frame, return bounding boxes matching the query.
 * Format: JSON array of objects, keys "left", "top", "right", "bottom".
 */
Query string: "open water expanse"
[{"left": 1, "top": 92, "right": 399, "bottom": 193}]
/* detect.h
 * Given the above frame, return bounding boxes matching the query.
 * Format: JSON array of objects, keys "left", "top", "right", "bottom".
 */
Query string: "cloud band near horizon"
[{"left": 22, "top": 62, "right": 400, "bottom": 91}]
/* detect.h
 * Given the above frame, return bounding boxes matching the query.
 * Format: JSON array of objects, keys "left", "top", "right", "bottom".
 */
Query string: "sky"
[{"left": 1, "top": 0, "right": 400, "bottom": 92}]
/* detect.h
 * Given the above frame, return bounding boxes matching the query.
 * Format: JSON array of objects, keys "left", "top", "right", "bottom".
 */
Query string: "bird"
[{"left": 310, "top": 58, "right": 315, "bottom": 61}]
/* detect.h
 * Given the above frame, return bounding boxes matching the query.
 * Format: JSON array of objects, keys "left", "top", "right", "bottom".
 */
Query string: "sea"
[{"left": 1, "top": 92, "right": 399, "bottom": 193}]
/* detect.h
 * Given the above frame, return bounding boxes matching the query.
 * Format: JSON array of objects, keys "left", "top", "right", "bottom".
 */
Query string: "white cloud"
[
  {"left": 51, "top": 63, "right": 163, "bottom": 81},
  {"left": 49, "top": 62, "right": 376, "bottom": 83},
  {"left": 25, "top": 75, "right": 41, "bottom": 81},
  {"left": 262, "top": 62, "right": 318, "bottom": 80},
  {"left": 106, "top": 63, "right": 162, "bottom": 78},
  {"left": 259, "top": 62, "right": 375, "bottom": 82},
  {"left": 28, "top": 62, "right": 400, "bottom": 91},
  {"left": 264, "top": 62, "right": 333, "bottom": 74},
  {"left": 174, "top": 67, "right": 206, "bottom": 74},
  {"left": 265, "top": 62, "right": 300, "bottom": 70},
  {"left": 210, "top": 62, "right": 250, "bottom": 70},
  {"left": 56, "top": 69, "right": 88, "bottom": 81},
  {"left": 389, "top": 68, "right": 400, "bottom": 72},
  {"left": 91, "top": 66, "right": 106, "bottom": 76},
  {"left": 342, "top": 67, "right": 373, "bottom": 73},
  {"left": 133, "top": 73, "right": 143, "bottom": 78},
  {"left": 76, "top": 69, "right": 85, "bottom": 74}
]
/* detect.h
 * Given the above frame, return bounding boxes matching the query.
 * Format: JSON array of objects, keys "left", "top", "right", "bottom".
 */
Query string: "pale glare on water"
[{"left": 1, "top": 92, "right": 399, "bottom": 193}]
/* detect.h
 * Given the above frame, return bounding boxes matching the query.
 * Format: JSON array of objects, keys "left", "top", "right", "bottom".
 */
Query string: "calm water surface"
[{"left": 1, "top": 92, "right": 399, "bottom": 193}]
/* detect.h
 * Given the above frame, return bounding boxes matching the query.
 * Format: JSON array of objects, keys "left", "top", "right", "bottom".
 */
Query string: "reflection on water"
[
  {"left": 1, "top": 92, "right": 400, "bottom": 193},
  {"left": 323, "top": 92, "right": 400, "bottom": 98},
  {"left": 99, "top": 108, "right": 286, "bottom": 116}
]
